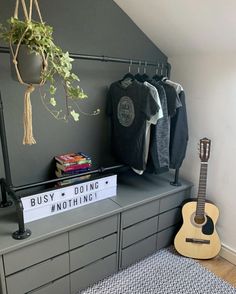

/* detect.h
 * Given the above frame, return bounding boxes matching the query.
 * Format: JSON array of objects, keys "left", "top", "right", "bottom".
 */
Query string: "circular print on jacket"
[{"left": 117, "top": 96, "right": 135, "bottom": 127}]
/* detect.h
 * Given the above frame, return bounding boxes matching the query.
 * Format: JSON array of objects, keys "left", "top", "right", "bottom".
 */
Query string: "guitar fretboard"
[{"left": 196, "top": 163, "right": 208, "bottom": 218}]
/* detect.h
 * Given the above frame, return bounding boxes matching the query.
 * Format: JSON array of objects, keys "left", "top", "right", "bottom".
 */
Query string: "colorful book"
[
  {"left": 56, "top": 158, "right": 92, "bottom": 167},
  {"left": 55, "top": 167, "right": 90, "bottom": 178},
  {"left": 56, "top": 162, "right": 92, "bottom": 172},
  {"left": 55, "top": 152, "right": 91, "bottom": 165},
  {"left": 56, "top": 175, "right": 91, "bottom": 187}
]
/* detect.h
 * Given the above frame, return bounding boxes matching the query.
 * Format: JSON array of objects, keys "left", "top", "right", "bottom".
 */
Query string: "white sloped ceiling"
[{"left": 113, "top": 0, "right": 236, "bottom": 56}]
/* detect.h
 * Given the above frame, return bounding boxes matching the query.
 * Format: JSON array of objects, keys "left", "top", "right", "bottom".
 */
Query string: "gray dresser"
[{"left": 0, "top": 172, "right": 192, "bottom": 294}]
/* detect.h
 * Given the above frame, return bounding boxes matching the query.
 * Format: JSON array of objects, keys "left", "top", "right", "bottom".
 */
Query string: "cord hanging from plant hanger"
[{"left": 10, "top": 0, "right": 47, "bottom": 145}]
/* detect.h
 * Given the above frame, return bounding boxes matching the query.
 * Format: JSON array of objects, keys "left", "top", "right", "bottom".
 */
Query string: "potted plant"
[{"left": 0, "top": 0, "right": 99, "bottom": 145}]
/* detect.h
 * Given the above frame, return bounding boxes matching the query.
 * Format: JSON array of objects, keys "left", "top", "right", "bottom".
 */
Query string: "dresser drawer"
[
  {"left": 158, "top": 207, "right": 181, "bottom": 231},
  {"left": 69, "top": 215, "right": 118, "bottom": 249},
  {"left": 6, "top": 253, "right": 69, "bottom": 294},
  {"left": 122, "top": 216, "right": 158, "bottom": 248},
  {"left": 122, "top": 200, "right": 159, "bottom": 228},
  {"left": 159, "top": 189, "right": 190, "bottom": 213},
  {"left": 29, "top": 276, "right": 70, "bottom": 294},
  {"left": 70, "top": 253, "right": 117, "bottom": 294},
  {"left": 121, "top": 235, "right": 157, "bottom": 269},
  {"left": 157, "top": 225, "right": 178, "bottom": 250},
  {"left": 4, "top": 233, "right": 68, "bottom": 275},
  {"left": 70, "top": 233, "right": 117, "bottom": 271}
]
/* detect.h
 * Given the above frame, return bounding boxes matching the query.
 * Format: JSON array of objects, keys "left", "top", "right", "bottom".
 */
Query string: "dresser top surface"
[{"left": 113, "top": 171, "right": 192, "bottom": 209}]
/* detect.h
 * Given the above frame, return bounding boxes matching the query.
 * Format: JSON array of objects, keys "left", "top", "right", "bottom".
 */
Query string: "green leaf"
[
  {"left": 79, "top": 91, "right": 88, "bottom": 99},
  {"left": 71, "top": 73, "right": 80, "bottom": 81},
  {"left": 50, "top": 97, "right": 57, "bottom": 106},
  {"left": 70, "top": 110, "right": 80, "bottom": 121},
  {"left": 49, "top": 85, "right": 57, "bottom": 95}
]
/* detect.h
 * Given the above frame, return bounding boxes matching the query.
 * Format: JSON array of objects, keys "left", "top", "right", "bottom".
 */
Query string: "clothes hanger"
[
  {"left": 120, "top": 59, "right": 134, "bottom": 81},
  {"left": 134, "top": 61, "right": 143, "bottom": 82},
  {"left": 152, "top": 63, "right": 162, "bottom": 81},
  {"left": 153, "top": 63, "right": 167, "bottom": 81},
  {"left": 161, "top": 64, "right": 169, "bottom": 81},
  {"left": 142, "top": 61, "right": 149, "bottom": 82}
]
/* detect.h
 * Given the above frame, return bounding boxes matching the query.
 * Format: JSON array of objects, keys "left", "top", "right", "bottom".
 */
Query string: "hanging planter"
[
  {"left": 0, "top": 0, "right": 100, "bottom": 145},
  {"left": 10, "top": 44, "right": 44, "bottom": 84}
]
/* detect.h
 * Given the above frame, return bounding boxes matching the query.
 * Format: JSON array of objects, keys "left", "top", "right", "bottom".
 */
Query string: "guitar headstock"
[{"left": 199, "top": 138, "right": 211, "bottom": 162}]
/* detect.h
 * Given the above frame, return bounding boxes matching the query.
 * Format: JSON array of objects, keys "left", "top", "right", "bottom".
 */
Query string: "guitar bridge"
[{"left": 186, "top": 238, "right": 210, "bottom": 244}]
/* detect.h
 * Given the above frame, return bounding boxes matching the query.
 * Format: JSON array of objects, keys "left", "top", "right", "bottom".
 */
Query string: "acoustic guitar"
[{"left": 174, "top": 138, "right": 221, "bottom": 259}]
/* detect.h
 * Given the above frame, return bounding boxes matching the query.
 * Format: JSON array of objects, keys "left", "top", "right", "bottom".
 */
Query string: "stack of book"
[{"left": 55, "top": 152, "right": 92, "bottom": 186}]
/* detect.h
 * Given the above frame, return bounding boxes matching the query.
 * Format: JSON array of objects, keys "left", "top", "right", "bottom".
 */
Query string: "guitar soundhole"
[
  {"left": 194, "top": 215, "right": 205, "bottom": 225},
  {"left": 191, "top": 213, "right": 207, "bottom": 227}
]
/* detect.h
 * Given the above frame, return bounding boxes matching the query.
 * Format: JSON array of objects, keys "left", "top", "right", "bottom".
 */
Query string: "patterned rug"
[{"left": 81, "top": 247, "right": 236, "bottom": 294}]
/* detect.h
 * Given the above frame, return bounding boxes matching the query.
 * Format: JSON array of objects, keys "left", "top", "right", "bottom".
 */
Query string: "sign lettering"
[{"left": 22, "top": 176, "right": 117, "bottom": 223}]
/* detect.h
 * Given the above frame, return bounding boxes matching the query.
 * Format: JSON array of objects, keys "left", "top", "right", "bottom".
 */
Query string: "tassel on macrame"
[
  {"left": 23, "top": 85, "right": 36, "bottom": 145},
  {"left": 10, "top": 0, "right": 45, "bottom": 145}
]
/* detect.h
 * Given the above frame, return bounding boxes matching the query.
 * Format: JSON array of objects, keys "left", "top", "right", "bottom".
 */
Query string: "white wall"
[{"left": 170, "top": 54, "right": 236, "bottom": 253}]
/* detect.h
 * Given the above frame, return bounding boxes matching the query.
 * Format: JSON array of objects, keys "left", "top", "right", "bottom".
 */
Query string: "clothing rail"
[
  {"left": 0, "top": 46, "right": 179, "bottom": 240},
  {"left": 0, "top": 46, "right": 171, "bottom": 74}
]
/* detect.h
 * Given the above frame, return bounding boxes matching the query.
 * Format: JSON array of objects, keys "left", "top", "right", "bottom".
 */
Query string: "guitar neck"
[{"left": 196, "top": 162, "right": 208, "bottom": 218}]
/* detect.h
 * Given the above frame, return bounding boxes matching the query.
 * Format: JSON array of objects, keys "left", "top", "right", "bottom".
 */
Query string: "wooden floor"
[{"left": 198, "top": 257, "right": 236, "bottom": 287}]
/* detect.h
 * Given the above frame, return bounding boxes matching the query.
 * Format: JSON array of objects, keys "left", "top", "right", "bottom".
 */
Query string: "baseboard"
[{"left": 220, "top": 243, "right": 236, "bottom": 265}]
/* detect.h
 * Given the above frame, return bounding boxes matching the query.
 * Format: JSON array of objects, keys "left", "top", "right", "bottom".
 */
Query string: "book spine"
[
  {"left": 56, "top": 167, "right": 90, "bottom": 178},
  {"left": 55, "top": 153, "right": 91, "bottom": 165},
  {"left": 57, "top": 162, "right": 92, "bottom": 172},
  {"left": 57, "top": 175, "right": 91, "bottom": 186},
  {"left": 56, "top": 159, "right": 92, "bottom": 167}
]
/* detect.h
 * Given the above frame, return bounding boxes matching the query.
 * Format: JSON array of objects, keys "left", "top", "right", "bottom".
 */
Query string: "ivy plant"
[{"left": 0, "top": 17, "right": 100, "bottom": 121}]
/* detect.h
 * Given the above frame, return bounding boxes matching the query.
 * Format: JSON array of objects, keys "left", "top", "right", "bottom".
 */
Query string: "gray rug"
[{"left": 81, "top": 247, "right": 236, "bottom": 294}]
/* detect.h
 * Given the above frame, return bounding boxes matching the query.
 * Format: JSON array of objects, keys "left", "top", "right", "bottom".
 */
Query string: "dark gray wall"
[{"left": 0, "top": 0, "right": 167, "bottom": 189}]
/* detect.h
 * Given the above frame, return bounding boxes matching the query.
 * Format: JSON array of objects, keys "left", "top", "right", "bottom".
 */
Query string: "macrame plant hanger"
[{"left": 10, "top": 0, "right": 48, "bottom": 145}]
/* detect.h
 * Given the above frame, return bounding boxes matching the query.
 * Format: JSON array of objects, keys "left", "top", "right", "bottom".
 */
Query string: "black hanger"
[
  {"left": 153, "top": 64, "right": 167, "bottom": 81},
  {"left": 152, "top": 66, "right": 161, "bottom": 81},
  {"left": 142, "top": 73, "right": 149, "bottom": 82},
  {"left": 141, "top": 62, "right": 149, "bottom": 82},
  {"left": 120, "top": 60, "right": 134, "bottom": 82},
  {"left": 134, "top": 61, "right": 144, "bottom": 82},
  {"left": 121, "top": 72, "right": 134, "bottom": 81},
  {"left": 134, "top": 73, "right": 143, "bottom": 82},
  {"left": 152, "top": 74, "right": 163, "bottom": 82}
]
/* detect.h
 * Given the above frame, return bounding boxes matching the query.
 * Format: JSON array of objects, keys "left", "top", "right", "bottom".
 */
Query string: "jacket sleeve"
[{"left": 169, "top": 91, "right": 188, "bottom": 169}]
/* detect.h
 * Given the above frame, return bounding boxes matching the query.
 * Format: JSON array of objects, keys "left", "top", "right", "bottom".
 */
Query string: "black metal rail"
[{"left": 0, "top": 46, "right": 171, "bottom": 74}]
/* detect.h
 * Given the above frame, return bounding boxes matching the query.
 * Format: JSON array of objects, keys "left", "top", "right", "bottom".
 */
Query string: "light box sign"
[{"left": 22, "top": 175, "right": 117, "bottom": 223}]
